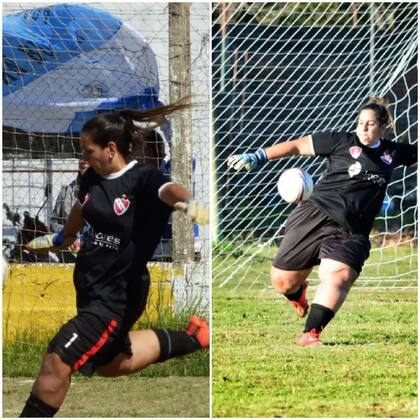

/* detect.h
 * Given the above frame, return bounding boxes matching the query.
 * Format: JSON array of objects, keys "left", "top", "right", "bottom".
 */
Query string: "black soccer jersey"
[
  {"left": 309, "top": 131, "right": 417, "bottom": 235},
  {"left": 75, "top": 160, "right": 172, "bottom": 313}
]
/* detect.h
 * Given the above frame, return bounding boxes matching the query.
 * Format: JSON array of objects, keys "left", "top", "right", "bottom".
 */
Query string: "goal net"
[
  {"left": 2, "top": 2, "right": 210, "bottom": 358},
  {"left": 213, "top": 2, "right": 417, "bottom": 291}
]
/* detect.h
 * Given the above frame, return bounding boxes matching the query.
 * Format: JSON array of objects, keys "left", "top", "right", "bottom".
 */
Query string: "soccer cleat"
[
  {"left": 289, "top": 280, "right": 309, "bottom": 318},
  {"left": 298, "top": 329, "right": 322, "bottom": 347},
  {"left": 185, "top": 315, "right": 209, "bottom": 349}
]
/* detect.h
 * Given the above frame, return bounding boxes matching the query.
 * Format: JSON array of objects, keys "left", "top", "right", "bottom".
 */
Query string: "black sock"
[
  {"left": 20, "top": 393, "right": 58, "bottom": 417},
  {"left": 284, "top": 284, "right": 304, "bottom": 301},
  {"left": 304, "top": 303, "right": 335, "bottom": 333},
  {"left": 154, "top": 329, "right": 201, "bottom": 362}
]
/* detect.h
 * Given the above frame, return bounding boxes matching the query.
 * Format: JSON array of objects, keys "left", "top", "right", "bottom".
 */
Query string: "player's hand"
[
  {"left": 27, "top": 230, "right": 76, "bottom": 255},
  {"left": 68, "top": 235, "right": 83, "bottom": 253},
  {"left": 227, "top": 154, "right": 256, "bottom": 171},
  {"left": 227, "top": 149, "right": 268, "bottom": 171},
  {"left": 174, "top": 200, "right": 209, "bottom": 225}
]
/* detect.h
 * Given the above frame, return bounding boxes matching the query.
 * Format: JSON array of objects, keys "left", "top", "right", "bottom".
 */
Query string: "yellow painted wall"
[{"left": 3, "top": 263, "right": 178, "bottom": 342}]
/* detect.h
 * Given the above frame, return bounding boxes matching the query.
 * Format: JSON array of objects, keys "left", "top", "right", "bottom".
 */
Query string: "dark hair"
[
  {"left": 134, "top": 130, "right": 165, "bottom": 168},
  {"left": 358, "top": 97, "right": 396, "bottom": 131},
  {"left": 81, "top": 97, "right": 189, "bottom": 157}
]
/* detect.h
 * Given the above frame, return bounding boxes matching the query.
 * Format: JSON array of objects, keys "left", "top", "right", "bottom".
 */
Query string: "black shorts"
[
  {"left": 273, "top": 201, "right": 370, "bottom": 275},
  {"left": 48, "top": 270, "right": 151, "bottom": 376},
  {"left": 48, "top": 307, "right": 133, "bottom": 376}
]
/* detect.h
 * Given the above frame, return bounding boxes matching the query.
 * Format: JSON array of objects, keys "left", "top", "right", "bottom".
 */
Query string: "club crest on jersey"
[
  {"left": 349, "top": 146, "right": 362, "bottom": 159},
  {"left": 114, "top": 196, "right": 130, "bottom": 216},
  {"left": 380, "top": 152, "right": 393, "bottom": 165}
]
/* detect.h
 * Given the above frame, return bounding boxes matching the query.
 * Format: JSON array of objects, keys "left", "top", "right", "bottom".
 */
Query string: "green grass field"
[
  {"left": 3, "top": 375, "right": 209, "bottom": 417},
  {"left": 212, "top": 247, "right": 417, "bottom": 417},
  {"left": 3, "top": 317, "right": 209, "bottom": 417},
  {"left": 212, "top": 288, "right": 417, "bottom": 417}
]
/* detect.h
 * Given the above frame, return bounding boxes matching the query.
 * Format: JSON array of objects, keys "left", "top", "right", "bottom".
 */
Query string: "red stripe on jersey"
[{"left": 73, "top": 319, "right": 118, "bottom": 371}]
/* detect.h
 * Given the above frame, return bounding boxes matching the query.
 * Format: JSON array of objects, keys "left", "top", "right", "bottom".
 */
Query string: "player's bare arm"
[
  {"left": 158, "top": 182, "right": 192, "bottom": 207},
  {"left": 27, "top": 203, "right": 82, "bottom": 255},
  {"left": 227, "top": 135, "right": 314, "bottom": 171},
  {"left": 159, "top": 182, "right": 209, "bottom": 225},
  {"left": 265, "top": 136, "right": 315, "bottom": 160},
  {"left": 64, "top": 202, "right": 83, "bottom": 237}
]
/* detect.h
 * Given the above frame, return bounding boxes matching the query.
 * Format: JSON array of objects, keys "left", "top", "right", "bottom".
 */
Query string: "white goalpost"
[{"left": 212, "top": 2, "right": 417, "bottom": 290}]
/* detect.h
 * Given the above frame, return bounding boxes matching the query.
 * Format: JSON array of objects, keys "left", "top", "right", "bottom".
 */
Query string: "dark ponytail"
[
  {"left": 81, "top": 97, "right": 189, "bottom": 157},
  {"left": 134, "top": 129, "right": 165, "bottom": 167},
  {"left": 358, "top": 97, "right": 396, "bottom": 131}
]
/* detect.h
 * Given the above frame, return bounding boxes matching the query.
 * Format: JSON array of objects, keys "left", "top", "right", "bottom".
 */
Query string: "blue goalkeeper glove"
[
  {"left": 27, "top": 229, "right": 76, "bottom": 255},
  {"left": 227, "top": 149, "right": 268, "bottom": 171}
]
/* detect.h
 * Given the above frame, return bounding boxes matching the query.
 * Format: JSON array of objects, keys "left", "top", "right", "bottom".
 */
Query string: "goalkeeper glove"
[
  {"left": 174, "top": 200, "right": 209, "bottom": 225},
  {"left": 27, "top": 229, "right": 76, "bottom": 255},
  {"left": 227, "top": 148, "right": 268, "bottom": 171}
]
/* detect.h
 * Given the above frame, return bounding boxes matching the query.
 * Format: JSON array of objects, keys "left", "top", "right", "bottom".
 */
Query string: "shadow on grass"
[{"left": 322, "top": 340, "right": 356, "bottom": 346}]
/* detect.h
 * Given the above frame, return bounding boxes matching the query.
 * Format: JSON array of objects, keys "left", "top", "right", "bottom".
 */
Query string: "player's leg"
[
  {"left": 271, "top": 202, "right": 328, "bottom": 318},
  {"left": 314, "top": 258, "right": 358, "bottom": 312},
  {"left": 271, "top": 266, "right": 312, "bottom": 294},
  {"left": 299, "top": 231, "right": 369, "bottom": 346},
  {"left": 299, "top": 259, "right": 358, "bottom": 346},
  {"left": 20, "top": 311, "right": 122, "bottom": 416},
  {"left": 96, "top": 329, "right": 160, "bottom": 376},
  {"left": 20, "top": 352, "right": 72, "bottom": 417},
  {"left": 271, "top": 266, "right": 312, "bottom": 317},
  {"left": 96, "top": 317, "right": 209, "bottom": 377}
]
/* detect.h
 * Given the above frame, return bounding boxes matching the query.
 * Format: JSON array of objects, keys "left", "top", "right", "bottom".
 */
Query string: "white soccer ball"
[{"left": 277, "top": 168, "right": 313, "bottom": 203}]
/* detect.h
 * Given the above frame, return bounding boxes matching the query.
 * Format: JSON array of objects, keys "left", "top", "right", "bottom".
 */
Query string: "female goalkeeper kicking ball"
[
  {"left": 228, "top": 97, "right": 417, "bottom": 347},
  {"left": 20, "top": 99, "right": 209, "bottom": 418}
]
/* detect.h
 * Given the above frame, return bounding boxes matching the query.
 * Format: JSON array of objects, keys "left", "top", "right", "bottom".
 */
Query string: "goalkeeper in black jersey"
[
  {"left": 228, "top": 97, "right": 417, "bottom": 347},
  {"left": 20, "top": 99, "right": 209, "bottom": 418}
]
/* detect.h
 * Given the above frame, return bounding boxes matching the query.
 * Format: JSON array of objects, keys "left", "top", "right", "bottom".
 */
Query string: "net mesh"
[
  {"left": 213, "top": 2, "right": 417, "bottom": 290},
  {"left": 2, "top": 3, "right": 210, "bottom": 351}
]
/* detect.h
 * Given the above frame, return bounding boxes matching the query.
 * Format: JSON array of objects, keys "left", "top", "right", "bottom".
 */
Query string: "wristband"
[
  {"left": 255, "top": 148, "right": 268, "bottom": 164},
  {"left": 52, "top": 229, "right": 66, "bottom": 247}
]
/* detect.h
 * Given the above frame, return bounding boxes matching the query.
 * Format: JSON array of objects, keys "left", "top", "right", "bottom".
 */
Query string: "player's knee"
[
  {"left": 34, "top": 353, "right": 71, "bottom": 395},
  {"left": 271, "top": 268, "right": 296, "bottom": 294},
  {"left": 319, "top": 265, "right": 357, "bottom": 289},
  {"left": 35, "top": 376, "right": 67, "bottom": 397},
  {"left": 39, "top": 353, "right": 70, "bottom": 378}
]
